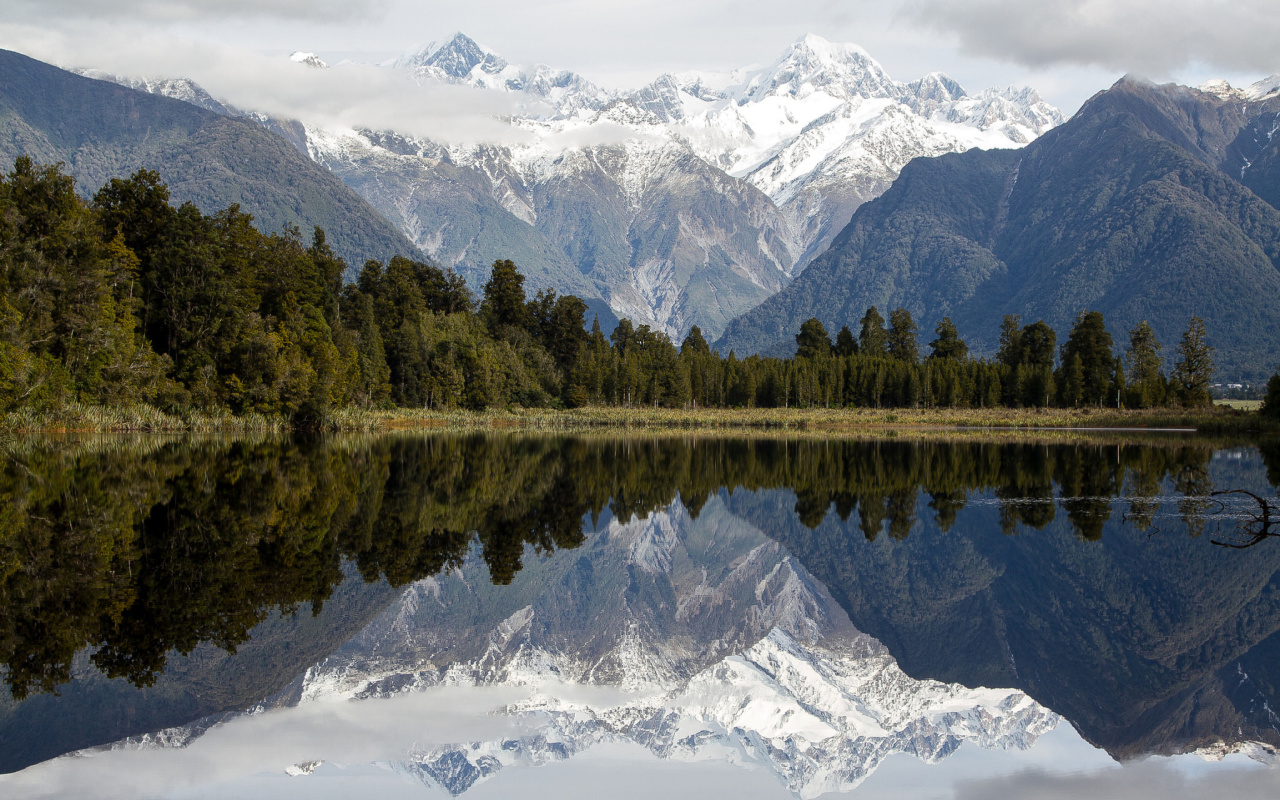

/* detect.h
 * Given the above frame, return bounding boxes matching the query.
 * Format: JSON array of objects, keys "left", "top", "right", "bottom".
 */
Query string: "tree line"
[{"left": 0, "top": 161, "right": 1245, "bottom": 420}]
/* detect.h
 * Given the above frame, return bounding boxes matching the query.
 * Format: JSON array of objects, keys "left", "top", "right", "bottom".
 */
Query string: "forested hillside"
[
  {"left": 715, "top": 78, "right": 1280, "bottom": 382},
  {"left": 0, "top": 158, "right": 1247, "bottom": 425},
  {"left": 0, "top": 49, "right": 418, "bottom": 271}
]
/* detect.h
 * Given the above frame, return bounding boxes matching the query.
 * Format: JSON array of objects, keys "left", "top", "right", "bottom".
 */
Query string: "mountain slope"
[
  {"left": 716, "top": 77, "right": 1280, "bottom": 379},
  {"left": 0, "top": 49, "right": 419, "bottom": 271},
  {"left": 86, "top": 32, "right": 1056, "bottom": 341}
]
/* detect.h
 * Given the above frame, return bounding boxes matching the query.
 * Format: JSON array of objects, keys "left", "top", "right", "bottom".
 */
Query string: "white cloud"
[
  {"left": 953, "top": 760, "right": 1280, "bottom": 800},
  {"left": 5, "top": 0, "right": 387, "bottom": 24},
  {"left": 0, "top": 23, "right": 533, "bottom": 145},
  {"left": 902, "top": 0, "right": 1280, "bottom": 76}
]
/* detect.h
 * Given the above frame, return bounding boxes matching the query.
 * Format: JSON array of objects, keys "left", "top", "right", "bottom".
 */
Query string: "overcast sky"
[{"left": 1, "top": 0, "right": 1277, "bottom": 124}]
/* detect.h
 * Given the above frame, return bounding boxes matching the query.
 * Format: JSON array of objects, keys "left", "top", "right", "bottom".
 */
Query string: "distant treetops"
[
  {"left": 0, "top": 161, "right": 1244, "bottom": 422},
  {"left": 784, "top": 307, "right": 1217, "bottom": 410}
]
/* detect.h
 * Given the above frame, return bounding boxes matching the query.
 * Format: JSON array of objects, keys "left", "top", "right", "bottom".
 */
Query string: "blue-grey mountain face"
[
  {"left": 715, "top": 76, "right": 1280, "bottom": 379},
  {"left": 0, "top": 50, "right": 420, "bottom": 272}
]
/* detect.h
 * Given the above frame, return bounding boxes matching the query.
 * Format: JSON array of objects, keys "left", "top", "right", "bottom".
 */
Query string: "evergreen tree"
[
  {"left": 1020, "top": 321, "right": 1057, "bottom": 369},
  {"left": 681, "top": 325, "right": 711, "bottom": 355},
  {"left": 480, "top": 259, "right": 528, "bottom": 336},
  {"left": 1262, "top": 370, "right": 1280, "bottom": 419},
  {"left": 859, "top": 307, "right": 888, "bottom": 357},
  {"left": 834, "top": 325, "right": 858, "bottom": 357},
  {"left": 996, "top": 314, "right": 1023, "bottom": 367},
  {"left": 1060, "top": 353, "right": 1084, "bottom": 407},
  {"left": 1059, "top": 311, "right": 1113, "bottom": 406},
  {"left": 795, "top": 318, "right": 831, "bottom": 359},
  {"left": 887, "top": 307, "right": 919, "bottom": 364},
  {"left": 928, "top": 317, "right": 968, "bottom": 361},
  {"left": 1170, "top": 316, "right": 1215, "bottom": 408},
  {"left": 1125, "top": 320, "right": 1165, "bottom": 408}
]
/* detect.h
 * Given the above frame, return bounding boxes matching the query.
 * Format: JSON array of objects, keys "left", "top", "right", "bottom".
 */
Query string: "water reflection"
[{"left": 1, "top": 433, "right": 1279, "bottom": 788}]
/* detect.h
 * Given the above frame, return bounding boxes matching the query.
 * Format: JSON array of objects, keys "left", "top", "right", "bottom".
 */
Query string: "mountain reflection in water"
[{"left": 1, "top": 433, "right": 1279, "bottom": 790}]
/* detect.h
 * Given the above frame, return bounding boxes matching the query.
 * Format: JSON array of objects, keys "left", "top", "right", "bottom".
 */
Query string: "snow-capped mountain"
[
  {"left": 91, "top": 497, "right": 1061, "bottom": 798},
  {"left": 1198, "top": 73, "right": 1280, "bottom": 102},
  {"left": 306, "top": 33, "right": 1061, "bottom": 339},
  {"left": 387, "top": 33, "right": 611, "bottom": 118},
  {"left": 76, "top": 32, "right": 1063, "bottom": 340}
]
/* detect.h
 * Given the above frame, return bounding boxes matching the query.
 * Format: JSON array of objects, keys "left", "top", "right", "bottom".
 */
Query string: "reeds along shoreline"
[{"left": 3, "top": 402, "right": 1275, "bottom": 436}]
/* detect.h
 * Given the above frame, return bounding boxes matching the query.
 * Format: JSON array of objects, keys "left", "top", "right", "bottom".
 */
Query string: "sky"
[{"left": 0, "top": 1, "right": 1277, "bottom": 136}]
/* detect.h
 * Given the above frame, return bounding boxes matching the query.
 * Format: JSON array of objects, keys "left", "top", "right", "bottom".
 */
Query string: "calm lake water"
[{"left": 2, "top": 433, "right": 1280, "bottom": 798}]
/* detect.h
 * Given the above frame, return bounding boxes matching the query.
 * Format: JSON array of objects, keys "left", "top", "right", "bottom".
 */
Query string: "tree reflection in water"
[{"left": 0, "top": 433, "right": 1276, "bottom": 703}]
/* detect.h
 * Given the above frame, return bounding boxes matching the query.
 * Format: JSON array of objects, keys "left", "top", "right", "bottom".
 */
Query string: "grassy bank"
[
  {"left": 366, "top": 405, "right": 1277, "bottom": 434},
  {"left": 9, "top": 402, "right": 1267, "bottom": 435}
]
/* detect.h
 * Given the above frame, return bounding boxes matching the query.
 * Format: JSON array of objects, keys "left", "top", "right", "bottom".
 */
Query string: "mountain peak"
[
  {"left": 741, "top": 33, "right": 900, "bottom": 102},
  {"left": 791, "top": 32, "right": 872, "bottom": 63},
  {"left": 289, "top": 51, "right": 328, "bottom": 69},
  {"left": 1246, "top": 73, "right": 1280, "bottom": 101},
  {"left": 395, "top": 32, "right": 506, "bottom": 77},
  {"left": 908, "top": 71, "right": 967, "bottom": 104}
]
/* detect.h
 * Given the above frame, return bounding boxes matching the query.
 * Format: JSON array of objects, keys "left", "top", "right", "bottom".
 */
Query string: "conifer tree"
[
  {"left": 681, "top": 325, "right": 710, "bottom": 355},
  {"left": 1262, "top": 370, "right": 1280, "bottom": 419},
  {"left": 1059, "top": 311, "right": 1113, "bottom": 406},
  {"left": 795, "top": 318, "right": 831, "bottom": 359},
  {"left": 1125, "top": 320, "right": 1165, "bottom": 408},
  {"left": 1171, "top": 317, "right": 1214, "bottom": 408},
  {"left": 996, "top": 315, "right": 1023, "bottom": 367},
  {"left": 928, "top": 317, "right": 968, "bottom": 361},
  {"left": 859, "top": 307, "right": 888, "bottom": 356},
  {"left": 887, "top": 308, "right": 919, "bottom": 364},
  {"left": 480, "top": 259, "right": 528, "bottom": 336},
  {"left": 834, "top": 325, "right": 857, "bottom": 357}
]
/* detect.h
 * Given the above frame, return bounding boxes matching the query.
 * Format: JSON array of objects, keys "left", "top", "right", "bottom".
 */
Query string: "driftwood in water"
[{"left": 1210, "top": 490, "right": 1279, "bottom": 548}]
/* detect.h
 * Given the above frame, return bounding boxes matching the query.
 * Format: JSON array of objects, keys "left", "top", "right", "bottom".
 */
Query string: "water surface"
[{"left": 2, "top": 433, "right": 1279, "bottom": 798}]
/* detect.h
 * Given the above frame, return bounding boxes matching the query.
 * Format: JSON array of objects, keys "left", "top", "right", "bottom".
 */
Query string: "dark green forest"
[{"left": 0, "top": 160, "right": 1260, "bottom": 424}]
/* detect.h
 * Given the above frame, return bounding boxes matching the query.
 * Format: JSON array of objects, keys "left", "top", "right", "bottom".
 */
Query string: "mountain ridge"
[
  {"left": 74, "top": 32, "right": 1061, "bottom": 341},
  {"left": 0, "top": 49, "right": 421, "bottom": 273},
  {"left": 715, "top": 76, "right": 1280, "bottom": 379}
]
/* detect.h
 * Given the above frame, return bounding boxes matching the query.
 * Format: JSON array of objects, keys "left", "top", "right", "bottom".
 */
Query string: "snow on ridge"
[
  {"left": 1246, "top": 74, "right": 1280, "bottom": 101},
  {"left": 1200, "top": 75, "right": 1280, "bottom": 102},
  {"left": 289, "top": 51, "right": 328, "bottom": 69},
  {"left": 387, "top": 626, "right": 1059, "bottom": 798}
]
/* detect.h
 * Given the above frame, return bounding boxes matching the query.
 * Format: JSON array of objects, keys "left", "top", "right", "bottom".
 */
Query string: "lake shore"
[{"left": 3, "top": 402, "right": 1273, "bottom": 436}]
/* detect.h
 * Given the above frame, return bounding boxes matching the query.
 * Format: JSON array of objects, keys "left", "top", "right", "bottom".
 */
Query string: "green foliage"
[
  {"left": 929, "top": 317, "right": 968, "bottom": 361},
  {"left": 834, "top": 325, "right": 857, "bottom": 357},
  {"left": 1058, "top": 311, "right": 1114, "bottom": 407},
  {"left": 1263, "top": 371, "right": 1280, "bottom": 419},
  {"left": 1171, "top": 317, "right": 1215, "bottom": 408},
  {"left": 480, "top": 258, "right": 529, "bottom": 336},
  {"left": 0, "top": 162, "right": 1251, "bottom": 423},
  {"left": 858, "top": 306, "right": 888, "bottom": 356},
  {"left": 887, "top": 307, "right": 919, "bottom": 364},
  {"left": 795, "top": 318, "right": 831, "bottom": 360},
  {"left": 1125, "top": 320, "right": 1166, "bottom": 408}
]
